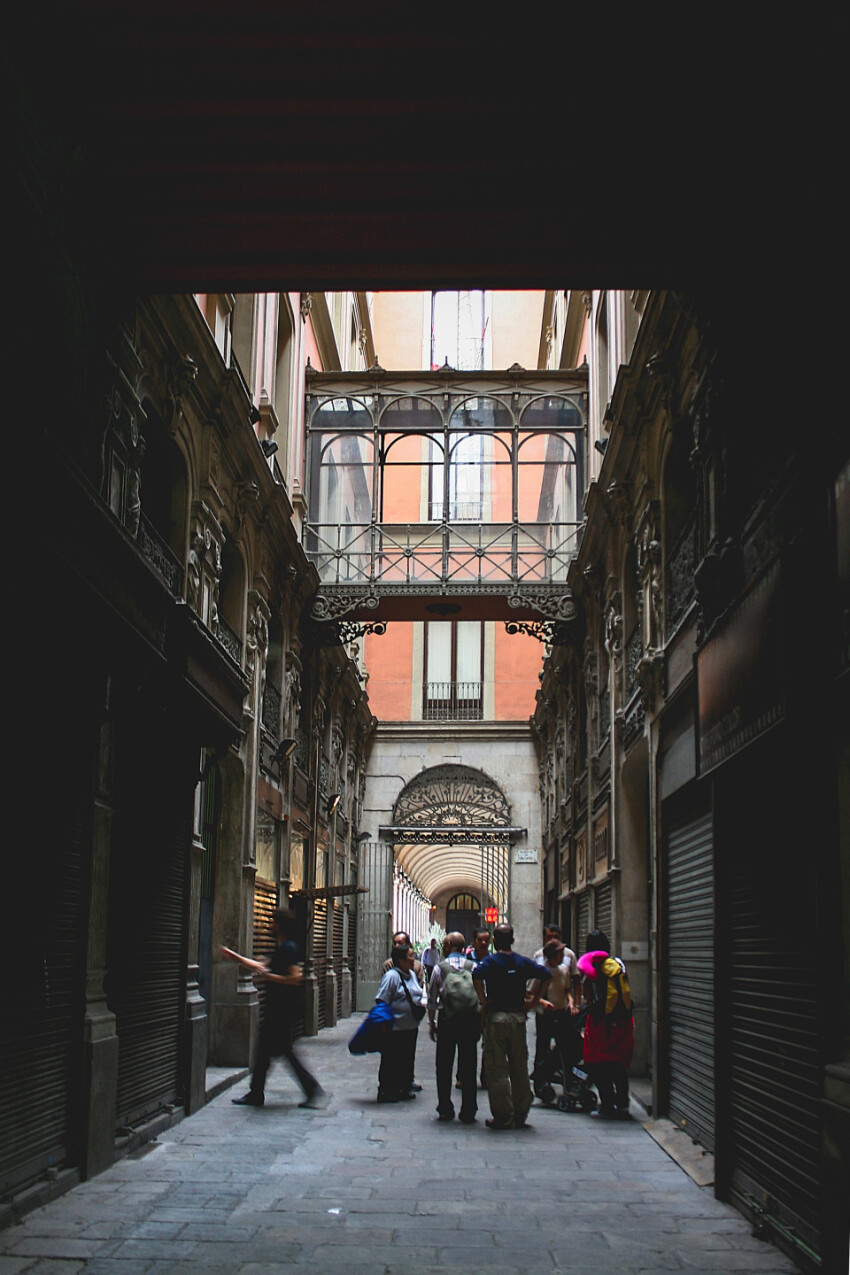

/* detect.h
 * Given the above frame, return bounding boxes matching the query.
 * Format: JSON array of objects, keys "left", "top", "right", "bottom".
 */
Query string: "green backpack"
[{"left": 439, "top": 958, "right": 481, "bottom": 1019}]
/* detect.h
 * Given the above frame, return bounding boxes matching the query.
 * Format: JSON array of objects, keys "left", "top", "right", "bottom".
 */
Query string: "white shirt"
[{"left": 531, "top": 945, "right": 578, "bottom": 1014}]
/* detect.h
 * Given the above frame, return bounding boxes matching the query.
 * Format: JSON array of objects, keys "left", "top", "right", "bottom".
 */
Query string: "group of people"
[
  {"left": 221, "top": 908, "right": 633, "bottom": 1128},
  {"left": 374, "top": 920, "right": 634, "bottom": 1129}
]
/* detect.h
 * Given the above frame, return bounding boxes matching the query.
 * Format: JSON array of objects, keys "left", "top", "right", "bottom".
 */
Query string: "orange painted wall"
[
  {"left": 371, "top": 293, "right": 424, "bottom": 368},
  {"left": 494, "top": 628, "right": 544, "bottom": 718},
  {"left": 363, "top": 622, "right": 414, "bottom": 719}
]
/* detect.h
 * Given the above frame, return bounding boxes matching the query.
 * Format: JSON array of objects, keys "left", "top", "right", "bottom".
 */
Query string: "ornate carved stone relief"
[
  {"left": 245, "top": 591, "right": 271, "bottom": 703},
  {"left": 166, "top": 354, "right": 198, "bottom": 437},
  {"left": 604, "top": 592, "right": 623, "bottom": 673},
  {"left": 284, "top": 652, "right": 302, "bottom": 736},
  {"left": 187, "top": 504, "right": 223, "bottom": 630}
]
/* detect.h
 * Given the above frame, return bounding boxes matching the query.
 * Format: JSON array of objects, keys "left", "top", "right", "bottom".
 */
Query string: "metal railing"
[
  {"left": 422, "top": 681, "right": 484, "bottom": 721},
  {"left": 216, "top": 617, "right": 243, "bottom": 665},
  {"left": 137, "top": 513, "right": 184, "bottom": 596}
]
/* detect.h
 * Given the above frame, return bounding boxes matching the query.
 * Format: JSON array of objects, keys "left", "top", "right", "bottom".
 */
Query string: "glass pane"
[
  {"left": 426, "top": 622, "right": 452, "bottom": 682},
  {"left": 456, "top": 621, "right": 482, "bottom": 684}
]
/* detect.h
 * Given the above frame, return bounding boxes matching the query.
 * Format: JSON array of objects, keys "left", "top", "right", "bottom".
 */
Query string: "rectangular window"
[{"left": 423, "top": 621, "right": 483, "bottom": 720}]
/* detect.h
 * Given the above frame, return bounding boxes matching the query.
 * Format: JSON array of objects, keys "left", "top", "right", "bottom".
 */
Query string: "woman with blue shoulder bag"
[{"left": 374, "top": 943, "right": 427, "bottom": 1102}]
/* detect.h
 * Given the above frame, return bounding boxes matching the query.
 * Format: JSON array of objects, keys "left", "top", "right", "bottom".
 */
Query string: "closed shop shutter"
[
  {"left": 333, "top": 901, "right": 344, "bottom": 1018},
  {"left": 253, "top": 879, "right": 278, "bottom": 1027},
  {"left": 727, "top": 852, "right": 820, "bottom": 1255},
  {"left": 576, "top": 891, "right": 591, "bottom": 955},
  {"left": 665, "top": 808, "right": 715, "bottom": 1150},
  {"left": 346, "top": 902, "right": 357, "bottom": 1011},
  {"left": 108, "top": 736, "right": 188, "bottom": 1129},
  {"left": 313, "top": 900, "right": 328, "bottom": 1031},
  {"left": 0, "top": 777, "right": 85, "bottom": 1193},
  {"left": 594, "top": 879, "right": 612, "bottom": 944},
  {"left": 111, "top": 814, "right": 187, "bottom": 1126}
]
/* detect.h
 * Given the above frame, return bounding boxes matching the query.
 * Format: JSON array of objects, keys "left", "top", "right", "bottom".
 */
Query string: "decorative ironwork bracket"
[
  {"left": 504, "top": 618, "right": 578, "bottom": 646},
  {"left": 308, "top": 615, "right": 388, "bottom": 647}
]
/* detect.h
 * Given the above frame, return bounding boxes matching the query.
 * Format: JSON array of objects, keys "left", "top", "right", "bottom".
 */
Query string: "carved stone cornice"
[
  {"left": 167, "top": 354, "right": 198, "bottom": 437},
  {"left": 636, "top": 650, "right": 666, "bottom": 711},
  {"left": 233, "top": 479, "right": 260, "bottom": 539},
  {"left": 245, "top": 590, "right": 271, "bottom": 701},
  {"left": 606, "top": 481, "right": 632, "bottom": 530},
  {"left": 604, "top": 592, "right": 623, "bottom": 669},
  {"left": 644, "top": 348, "right": 676, "bottom": 414}
]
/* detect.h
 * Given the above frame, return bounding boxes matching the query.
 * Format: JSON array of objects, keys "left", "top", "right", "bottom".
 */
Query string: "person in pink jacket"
[{"left": 578, "top": 928, "right": 634, "bottom": 1120}]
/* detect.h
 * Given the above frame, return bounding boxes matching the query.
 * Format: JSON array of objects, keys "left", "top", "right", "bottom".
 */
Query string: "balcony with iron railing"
[
  {"left": 303, "top": 366, "right": 588, "bottom": 624},
  {"left": 422, "top": 681, "right": 484, "bottom": 721},
  {"left": 666, "top": 515, "right": 697, "bottom": 637},
  {"left": 137, "top": 513, "right": 184, "bottom": 596},
  {"left": 216, "top": 617, "right": 243, "bottom": 666}
]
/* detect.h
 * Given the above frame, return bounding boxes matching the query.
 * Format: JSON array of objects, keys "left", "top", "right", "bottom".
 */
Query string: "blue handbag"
[{"left": 348, "top": 999, "right": 394, "bottom": 1054}]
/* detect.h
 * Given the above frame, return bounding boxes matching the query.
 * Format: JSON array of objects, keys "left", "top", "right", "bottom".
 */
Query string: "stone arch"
[
  {"left": 392, "top": 763, "right": 511, "bottom": 829},
  {"left": 390, "top": 764, "right": 512, "bottom": 917}
]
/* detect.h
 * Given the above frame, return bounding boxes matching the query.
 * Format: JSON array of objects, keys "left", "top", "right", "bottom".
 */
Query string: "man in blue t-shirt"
[{"left": 472, "top": 924, "right": 551, "bottom": 1130}]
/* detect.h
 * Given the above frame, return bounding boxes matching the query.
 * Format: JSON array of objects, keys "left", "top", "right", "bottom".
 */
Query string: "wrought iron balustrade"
[
  {"left": 303, "top": 367, "right": 588, "bottom": 621},
  {"left": 262, "top": 683, "right": 282, "bottom": 738},
  {"left": 216, "top": 618, "right": 243, "bottom": 665},
  {"left": 422, "top": 681, "right": 484, "bottom": 721},
  {"left": 294, "top": 728, "right": 310, "bottom": 773},
  {"left": 666, "top": 516, "right": 697, "bottom": 636},
  {"left": 137, "top": 513, "right": 184, "bottom": 595},
  {"left": 625, "top": 626, "right": 642, "bottom": 698}
]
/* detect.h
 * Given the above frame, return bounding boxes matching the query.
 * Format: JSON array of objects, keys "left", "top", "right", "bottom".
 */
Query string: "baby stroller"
[{"left": 532, "top": 1012, "right": 598, "bottom": 1113}]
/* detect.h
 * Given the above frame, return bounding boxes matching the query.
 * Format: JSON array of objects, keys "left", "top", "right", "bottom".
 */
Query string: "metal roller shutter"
[
  {"left": 0, "top": 782, "right": 85, "bottom": 1193},
  {"left": 666, "top": 808, "right": 715, "bottom": 1150},
  {"left": 333, "top": 901, "right": 344, "bottom": 1018},
  {"left": 576, "top": 892, "right": 591, "bottom": 955},
  {"left": 313, "top": 900, "right": 328, "bottom": 1031},
  {"left": 346, "top": 902, "right": 357, "bottom": 1011},
  {"left": 727, "top": 856, "right": 820, "bottom": 1256},
  {"left": 253, "top": 879, "right": 278, "bottom": 1027},
  {"left": 594, "top": 880, "right": 612, "bottom": 945},
  {"left": 108, "top": 738, "right": 188, "bottom": 1129}
]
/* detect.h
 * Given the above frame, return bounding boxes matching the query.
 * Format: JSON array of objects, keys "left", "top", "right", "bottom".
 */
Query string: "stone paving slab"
[{"left": 0, "top": 1016, "right": 801, "bottom": 1274}]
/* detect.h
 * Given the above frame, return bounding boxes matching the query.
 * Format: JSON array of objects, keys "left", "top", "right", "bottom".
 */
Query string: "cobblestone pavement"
[{"left": 0, "top": 1016, "right": 800, "bottom": 1274}]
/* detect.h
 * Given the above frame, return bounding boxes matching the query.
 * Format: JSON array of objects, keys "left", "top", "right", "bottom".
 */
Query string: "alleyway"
[{"left": 0, "top": 1019, "right": 798, "bottom": 1275}]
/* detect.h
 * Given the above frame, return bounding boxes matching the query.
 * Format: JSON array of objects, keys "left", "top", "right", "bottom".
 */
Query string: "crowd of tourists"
[
  {"left": 370, "top": 919, "right": 634, "bottom": 1129},
  {"left": 223, "top": 905, "right": 634, "bottom": 1130}
]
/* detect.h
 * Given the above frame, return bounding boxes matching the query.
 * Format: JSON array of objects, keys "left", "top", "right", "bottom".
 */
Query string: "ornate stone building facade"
[
  {"left": 2, "top": 287, "right": 373, "bottom": 1217},
  {"left": 533, "top": 289, "right": 849, "bottom": 1271}
]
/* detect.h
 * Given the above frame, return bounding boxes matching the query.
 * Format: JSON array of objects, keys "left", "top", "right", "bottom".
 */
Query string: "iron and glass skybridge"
[{"left": 303, "top": 364, "right": 587, "bottom": 633}]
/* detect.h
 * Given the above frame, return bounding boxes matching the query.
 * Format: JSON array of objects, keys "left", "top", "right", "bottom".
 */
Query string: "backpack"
[
  {"left": 588, "top": 956, "right": 632, "bottom": 1028},
  {"left": 439, "top": 958, "right": 480, "bottom": 1019}
]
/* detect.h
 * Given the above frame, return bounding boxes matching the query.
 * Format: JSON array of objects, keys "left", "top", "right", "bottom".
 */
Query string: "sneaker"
[
  {"left": 409, "top": 1083, "right": 423, "bottom": 1092},
  {"left": 377, "top": 1092, "right": 400, "bottom": 1103},
  {"left": 232, "top": 1093, "right": 264, "bottom": 1106},
  {"left": 299, "top": 1087, "right": 329, "bottom": 1110},
  {"left": 485, "top": 1118, "right": 514, "bottom": 1130},
  {"left": 590, "top": 1107, "right": 617, "bottom": 1120}
]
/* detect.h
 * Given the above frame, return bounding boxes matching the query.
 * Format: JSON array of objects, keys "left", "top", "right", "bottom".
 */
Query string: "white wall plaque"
[{"left": 514, "top": 849, "right": 538, "bottom": 864}]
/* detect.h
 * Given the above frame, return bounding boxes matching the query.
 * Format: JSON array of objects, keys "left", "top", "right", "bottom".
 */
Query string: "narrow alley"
[{"left": 0, "top": 1017, "right": 797, "bottom": 1275}]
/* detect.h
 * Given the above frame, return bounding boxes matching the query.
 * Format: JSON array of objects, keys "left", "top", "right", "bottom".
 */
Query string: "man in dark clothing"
[
  {"left": 472, "top": 923, "right": 551, "bottom": 1130},
  {"left": 221, "top": 908, "right": 328, "bottom": 1109}
]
